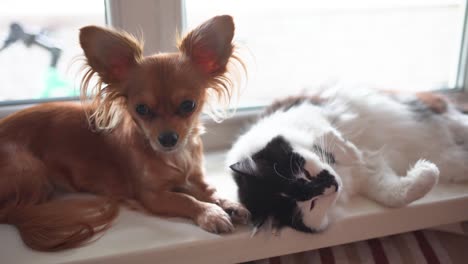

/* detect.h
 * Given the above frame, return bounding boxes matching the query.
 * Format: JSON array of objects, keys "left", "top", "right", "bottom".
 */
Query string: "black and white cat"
[{"left": 226, "top": 88, "right": 468, "bottom": 233}]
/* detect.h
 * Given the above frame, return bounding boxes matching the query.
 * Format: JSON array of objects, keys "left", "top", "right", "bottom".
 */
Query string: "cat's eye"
[
  {"left": 312, "top": 145, "right": 335, "bottom": 164},
  {"left": 292, "top": 153, "right": 305, "bottom": 166},
  {"left": 179, "top": 100, "right": 196, "bottom": 115},
  {"left": 135, "top": 104, "right": 150, "bottom": 116}
]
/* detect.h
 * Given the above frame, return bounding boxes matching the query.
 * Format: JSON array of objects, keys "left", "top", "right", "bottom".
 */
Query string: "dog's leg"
[
  {"left": 139, "top": 189, "right": 235, "bottom": 233},
  {"left": 0, "top": 148, "right": 52, "bottom": 220},
  {"left": 184, "top": 172, "right": 250, "bottom": 225},
  {"left": 0, "top": 147, "right": 119, "bottom": 251}
]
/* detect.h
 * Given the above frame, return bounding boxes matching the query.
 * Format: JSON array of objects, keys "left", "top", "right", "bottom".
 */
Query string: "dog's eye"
[
  {"left": 135, "top": 104, "right": 150, "bottom": 116},
  {"left": 179, "top": 100, "right": 196, "bottom": 114}
]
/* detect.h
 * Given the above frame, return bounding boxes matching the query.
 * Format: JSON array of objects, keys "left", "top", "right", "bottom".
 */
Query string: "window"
[
  {"left": 1, "top": 0, "right": 467, "bottom": 108},
  {"left": 0, "top": 0, "right": 105, "bottom": 104},
  {"left": 185, "top": 0, "right": 468, "bottom": 106}
]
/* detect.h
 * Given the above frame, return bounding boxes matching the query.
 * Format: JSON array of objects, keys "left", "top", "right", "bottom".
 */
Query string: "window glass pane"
[
  {"left": 0, "top": 0, "right": 105, "bottom": 103},
  {"left": 185, "top": 0, "right": 466, "bottom": 106}
]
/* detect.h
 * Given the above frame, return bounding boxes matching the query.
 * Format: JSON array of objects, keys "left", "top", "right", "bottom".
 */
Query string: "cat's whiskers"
[
  {"left": 323, "top": 133, "right": 334, "bottom": 164},
  {"left": 291, "top": 209, "right": 302, "bottom": 226},
  {"left": 273, "top": 163, "right": 293, "bottom": 182},
  {"left": 289, "top": 152, "right": 295, "bottom": 176},
  {"left": 318, "top": 133, "right": 337, "bottom": 165},
  {"left": 315, "top": 138, "right": 325, "bottom": 165}
]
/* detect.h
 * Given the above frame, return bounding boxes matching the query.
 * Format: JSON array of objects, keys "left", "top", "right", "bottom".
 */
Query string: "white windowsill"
[{"left": 1, "top": 151, "right": 467, "bottom": 264}]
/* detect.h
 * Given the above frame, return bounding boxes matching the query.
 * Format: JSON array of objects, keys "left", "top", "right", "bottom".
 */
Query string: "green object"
[{"left": 40, "top": 67, "right": 77, "bottom": 98}]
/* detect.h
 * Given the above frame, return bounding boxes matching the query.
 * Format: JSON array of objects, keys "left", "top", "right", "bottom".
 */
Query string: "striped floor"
[{"left": 249, "top": 230, "right": 468, "bottom": 264}]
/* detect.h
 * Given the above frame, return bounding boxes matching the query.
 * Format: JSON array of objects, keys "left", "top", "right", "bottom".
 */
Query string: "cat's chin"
[
  {"left": 315, "top": 216, "right": 330, "bottom": 231},
  {"left": 296, "top": 185, "right": 341, "bottom": 231}
]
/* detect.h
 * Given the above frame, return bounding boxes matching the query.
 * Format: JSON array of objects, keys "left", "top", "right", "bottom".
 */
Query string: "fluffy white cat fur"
[{"left": 227, "top": 88, "right": 468, "bottom": 232}]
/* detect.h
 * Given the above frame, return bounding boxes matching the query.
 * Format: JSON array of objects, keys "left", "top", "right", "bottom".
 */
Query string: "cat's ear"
[{"left": 229, "top": 158, "right": 257, "bottom": 177}]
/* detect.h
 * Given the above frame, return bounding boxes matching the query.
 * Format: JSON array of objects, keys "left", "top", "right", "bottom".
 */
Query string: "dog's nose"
[{"left": 158, "top": 131, "right": 179, "bottom": 148}]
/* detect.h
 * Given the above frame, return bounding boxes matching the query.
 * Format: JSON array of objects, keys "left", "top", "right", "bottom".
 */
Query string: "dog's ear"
[
  {"left": 178, "top": 15, "right": 235, "bottom": 76},
  {"left": 79, "top": 26, "right": 143, "bottom": 85}
]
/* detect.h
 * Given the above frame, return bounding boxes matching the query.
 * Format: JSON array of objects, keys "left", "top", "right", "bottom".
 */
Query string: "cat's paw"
[
  {"left": 321, "top": 130, "right": 362, "bottom": 165},
  {"left": 218, "top": 199, "right": 250, "bottom": 225},
  {"left": 195, "top": 203, "right": 234, "bottom": 234},
  {"left": 405, "top": 159, "right": 440, "bottom": 203}
]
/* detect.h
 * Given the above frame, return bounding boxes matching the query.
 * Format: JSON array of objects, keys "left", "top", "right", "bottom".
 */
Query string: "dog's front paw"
[
  {"left": 196, "top": 203, "right": 234, "bottom": 234},
  {"left": 219, "top": 199, "right": 250, "bottom": 225}
]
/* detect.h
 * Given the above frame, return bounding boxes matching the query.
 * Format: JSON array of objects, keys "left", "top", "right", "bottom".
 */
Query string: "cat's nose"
[{"left": 158, "top": 131, "right": 179, "bottom": 148}]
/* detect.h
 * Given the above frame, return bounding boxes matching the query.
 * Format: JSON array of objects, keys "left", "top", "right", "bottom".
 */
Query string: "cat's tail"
[
  {"left": 1, "top": 197, "right": 119, "bottom": 251},
  {"left": 362, "top": 158, "right": 439, "bottom": 207}
]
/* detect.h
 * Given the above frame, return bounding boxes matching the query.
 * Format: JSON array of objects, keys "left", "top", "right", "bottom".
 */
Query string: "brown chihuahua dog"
[{"left": 0, "top": 15, "right": 248, "bottom": 251}]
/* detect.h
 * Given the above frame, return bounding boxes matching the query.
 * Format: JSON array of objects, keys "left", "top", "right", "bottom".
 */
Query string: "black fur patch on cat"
[{"left": 230, "top": 136, "right": 338, "bottom": 232}]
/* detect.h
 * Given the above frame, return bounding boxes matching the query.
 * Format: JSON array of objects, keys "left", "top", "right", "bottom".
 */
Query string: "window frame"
[
  {"left": 455, "top": 0, "right": 468, "bottom": 92},
  {"left": 106, "top": 0, "right": 183, "bottom": 55}
]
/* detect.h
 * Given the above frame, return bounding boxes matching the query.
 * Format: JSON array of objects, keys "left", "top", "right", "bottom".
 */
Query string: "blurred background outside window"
[
  {"left": 186, "top": 0, "right": 466, "bottom": 106},
  {"left": 0, "top": 0, "right": 465, "bottom": 107},
  {"left": 0, "top": 0, "right": 104, "bottom": 103}
]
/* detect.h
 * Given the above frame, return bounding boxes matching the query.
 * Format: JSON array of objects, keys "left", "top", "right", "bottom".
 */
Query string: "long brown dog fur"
[{"left": 0, "top": 15, "right": 248, "bottom": 251}]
